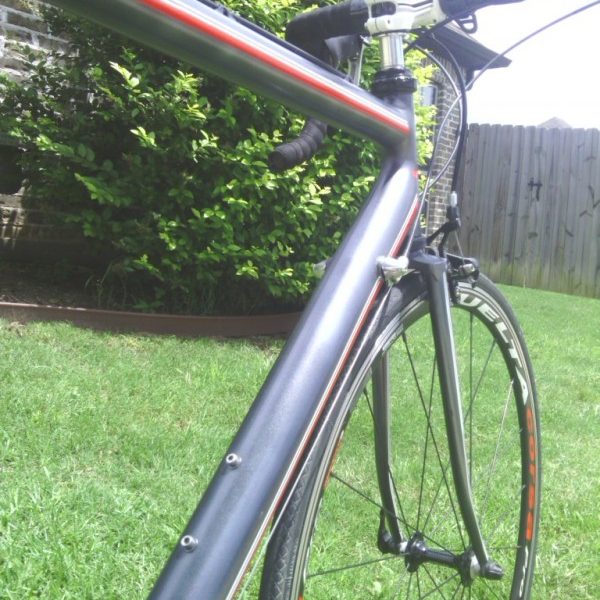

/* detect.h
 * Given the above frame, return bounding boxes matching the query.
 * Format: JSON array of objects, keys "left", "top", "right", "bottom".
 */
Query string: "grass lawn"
[{"left": 1, "top": 284, "right": 598, "bottom": 598}]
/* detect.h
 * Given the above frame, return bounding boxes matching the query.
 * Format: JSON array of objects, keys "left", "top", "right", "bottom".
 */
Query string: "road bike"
[{"left": 43, "top": 0, "right": 541, "bottom": 597}]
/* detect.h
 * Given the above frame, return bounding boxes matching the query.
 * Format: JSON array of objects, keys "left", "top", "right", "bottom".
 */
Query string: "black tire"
[{"left": 260, "top": 274, "right": 541, "bottom": 599}]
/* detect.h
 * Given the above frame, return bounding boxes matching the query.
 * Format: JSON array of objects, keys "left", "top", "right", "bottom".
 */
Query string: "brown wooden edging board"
[{"left": 0, "top": 302, "right": 302, "bottom": 338}]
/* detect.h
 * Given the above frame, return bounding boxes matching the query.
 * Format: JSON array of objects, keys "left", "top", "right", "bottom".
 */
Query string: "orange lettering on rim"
[
  {"left": 526, "top": 512, "right": 534, "bottom": 542},
  {"left": 525, "top": 406, "right": 537, "bottom": 542}
]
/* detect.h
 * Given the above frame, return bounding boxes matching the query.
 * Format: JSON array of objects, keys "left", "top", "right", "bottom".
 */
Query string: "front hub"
[{"left": 402, "top": 532, "right": 503, "bottom": 586}]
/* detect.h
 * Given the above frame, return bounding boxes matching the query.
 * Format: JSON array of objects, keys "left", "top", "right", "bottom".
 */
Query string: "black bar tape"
[
  {"left": 268, "top": 119, "right": 328, "bottom": 172},
  {"left": 268, "top": 1, "right": 369, "bottom": 172},
  {"left": 440, "top": 0, "right": 523, "bottom": 18},
  {"left": 286, "top": 0, "right": 369, "bottom": 46}
]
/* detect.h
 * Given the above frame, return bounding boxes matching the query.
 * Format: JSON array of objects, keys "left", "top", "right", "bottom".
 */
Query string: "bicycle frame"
[{"left": 44, "top": 1, "right": 488, "bottom": 597}]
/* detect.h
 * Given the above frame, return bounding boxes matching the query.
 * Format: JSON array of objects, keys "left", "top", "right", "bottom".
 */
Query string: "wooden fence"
[{"left": 457, "top": 124, "right": 600, "bottom": 298}]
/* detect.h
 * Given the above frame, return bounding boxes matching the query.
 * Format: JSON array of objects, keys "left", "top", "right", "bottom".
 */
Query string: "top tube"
[{"left": 45, "top": 0, "right": 411, "bottom": 150}]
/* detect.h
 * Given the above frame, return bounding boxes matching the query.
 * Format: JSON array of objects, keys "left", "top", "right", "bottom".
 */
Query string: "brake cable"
[{"left": 423, "top": 0, "right": 600, "bottom": 204}]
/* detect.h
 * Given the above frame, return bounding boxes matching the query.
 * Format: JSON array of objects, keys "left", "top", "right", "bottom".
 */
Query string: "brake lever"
[{"left": 347, "top": 35, "right": 370, "bottom": 85}]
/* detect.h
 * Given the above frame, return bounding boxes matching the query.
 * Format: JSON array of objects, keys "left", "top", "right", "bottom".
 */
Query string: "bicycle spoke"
[
  {"left": 480, "top": 379, "right": 514, "bottom": 521},
  {"left": 330, "top": 472, "right": 388, "bottom": 514},
  {"left": 422, "top": 331, "right": 500, "bottom": 545},
  {"left": 417, "top": 359, "right": 438, "bottom": 531},
  {"left": 464, "top": 337, "right": 497, "bottom": 424},
  {"left": 330, "top": 472, "right": 415, "bottom": 536},
  {"left": 488, "top": 544, "right": 521, "bottom": 552},
  {"left": 404, "top": 572, "right": 414, "bottom": 599},
  {"left": 468, "top": 313, "right": 474, "bottom": 485},
  {"left": 402, "top": 333, "right": 466, "bottom": 547},
  {"left": 486, "top": 484, "right": 526, "bottom": 546},
  {"left": 463, "top": 335, "right": 494, "bottom": 500},
  {"left": 422, "top": 463, "right": 452, "bottom": 540},
  {"left": 450, "top": 578, "right": 463, "bottom": 599},
  {"left": 364, "top": 389, "right": 411, "bottom": 535},
  {"left": 306, "top": 555, "right": 398, "bottom": 579},
  {"left": 265, "top": 280, "right": 539, "bottom": 599},
  {"left": 481, "top": 576, "right": 505, "bottom": 600},
  {"left": 330, "top": 469, "right": 456, "bottom": 561},
  {"left": 330, "top": 470, "right": 465, "bottom": 580},
  {"left": 421, "top": 564, "right": 457, "bottom": 599}
]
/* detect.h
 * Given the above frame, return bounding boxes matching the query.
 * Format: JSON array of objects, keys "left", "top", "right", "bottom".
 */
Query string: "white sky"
[{"left": 467, "top": 0, "right": 600, "bottom": 129}]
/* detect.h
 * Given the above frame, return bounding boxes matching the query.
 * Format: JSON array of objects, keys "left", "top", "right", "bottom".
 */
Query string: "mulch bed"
[{"left": 0, "top": 262, "right": 300, "bottom": 337}]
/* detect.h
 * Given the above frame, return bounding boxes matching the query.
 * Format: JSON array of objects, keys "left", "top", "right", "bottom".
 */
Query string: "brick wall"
[
  {"left": 0, "top": 0, "right": 65, "bottom": 80},
  {"left": 0, "top": 4, "right": 461, "bottom": 255},
  {"left": 0, "top": 2, "right": 75, "bottom": 260},
  {"left": 426, "top": 56, "right": 463, "bottom": 235}
]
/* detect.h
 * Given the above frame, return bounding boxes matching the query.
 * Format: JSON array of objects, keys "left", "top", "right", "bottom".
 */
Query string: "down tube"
[{"left": 149, "top": 159, "right": 420, "bottom": 600}]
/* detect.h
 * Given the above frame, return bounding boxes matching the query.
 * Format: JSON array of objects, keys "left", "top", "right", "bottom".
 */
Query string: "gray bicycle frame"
[{"left": 45, "top": 1, "right": 491, "bottom": 597}]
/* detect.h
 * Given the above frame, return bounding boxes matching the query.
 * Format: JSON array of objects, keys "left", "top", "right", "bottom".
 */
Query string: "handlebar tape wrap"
[
  {"left": 269, "top": 0, "right": 523, "bottom": 172},
  {"left": 268, "top": 2, "right": 368, "bottom": 172},
  {"left": 440, "top": 0, "right": 524, "bottom": 18},
  {"left": 286, "top": 0, "right": 369, "bottom": 46},
  {"left": 268, "top": 119, "right": 328, "bottom": 172}
]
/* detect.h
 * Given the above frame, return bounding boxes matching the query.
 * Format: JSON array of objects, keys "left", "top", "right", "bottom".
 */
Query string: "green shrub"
[{"left": 0, "top": 1, "right": 435, "bottom": 314}]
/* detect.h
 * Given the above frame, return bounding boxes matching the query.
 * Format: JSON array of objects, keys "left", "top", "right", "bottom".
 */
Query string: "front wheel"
[{"left": 260, "top": 274, "right": 541, "bottom": 599}]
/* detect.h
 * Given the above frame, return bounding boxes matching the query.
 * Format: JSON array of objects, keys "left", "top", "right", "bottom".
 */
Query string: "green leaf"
[
  {"left": 0, "top": 0, "right": 434, "bottom": 314},
  {"left": 130, "top": 126, "right": 157, "bottom": 149}
]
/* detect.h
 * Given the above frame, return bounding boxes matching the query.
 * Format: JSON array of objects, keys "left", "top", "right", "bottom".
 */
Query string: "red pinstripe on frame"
[
  {"left": 228, "top": 193, "right": 422, "bottom": 598},
  {"left": 133, "top": 1, "right": 418, "bottom": 593},
  {"left": 138, "top": 0, "right": 410, "bottom": 135}
]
